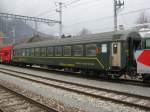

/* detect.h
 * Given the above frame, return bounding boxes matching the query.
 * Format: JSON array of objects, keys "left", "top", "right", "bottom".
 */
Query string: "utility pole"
[
  {"left": 56, "top": 2, "right": 65, "bottom": 38},
  {"left": 34, "top": 21, "right": 38, "bottom": 35},
  {"left": 114, "top": 0, "right": 124, "bottom": 32},
  {"left": 12, "top": 27, "right": 16, "bottom": 44}
]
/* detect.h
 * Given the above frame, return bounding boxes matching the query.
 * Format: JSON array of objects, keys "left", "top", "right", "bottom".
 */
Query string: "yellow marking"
[
  {"left": 13, "top": 56, "right": 96, "bottom": 60},
  {"left": 59, "top": 63, "right": 75, "bottom": 67},
  {"left": 96, "top": 58, "right": 104, "bottom": 69}
]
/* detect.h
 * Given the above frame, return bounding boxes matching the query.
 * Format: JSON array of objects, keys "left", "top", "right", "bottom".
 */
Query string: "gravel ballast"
[
  {"left": 0, "top": 65, "right": 148, "bottom": 112},
  {"left": 0, "top": 80, "right": 85, "bottom": 112}
]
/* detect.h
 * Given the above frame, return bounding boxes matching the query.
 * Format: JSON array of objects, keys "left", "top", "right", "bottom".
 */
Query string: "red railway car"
[
  {"left": 135, "top": 37, "right": 150, "bottom": 81},
  {"left": 0, "top": 45, "right": 14, "bottom": 63},
  {"left": 0, "top": 47, "right": 2, "bottom": 63}
]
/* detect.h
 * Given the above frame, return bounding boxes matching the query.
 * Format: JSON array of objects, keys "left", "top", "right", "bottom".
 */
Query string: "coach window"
[
  {"left": 17, "top": 50, "right": 19, "bottom": 56},
  {"left": 30, "top": 48, "right": 34, "bottom": 56},
  {"left": 41, "top": 47, "right": 46, "bottom": 56},
  {"left": 20, "top": 49, "right": 22, "bottom": 56},
  {"left": 73, "top": 45, "right": 83, "bottom": 56},
  {"left": 23, "top": 49, "right": 26, "bottom": 56},
  {"left": 17, "top": 50, "right": 20, "bottom": 56},
  {"left": 13, "top": 50, "right": 16, "bottom": 56},
  {"left": 18, "top": 49, "right": 22, "bottom": 56},
  {"left": 55, "top": 46, "right": 62, "bottom": 56},
  {"left": 21, "top": 49, "right": 24, "bottom": 56},
  {"left": 101, "top": 44, "right": 107, "bottom": 53},
  {"left": 15, "top": 50, "right": 17, "bottom": 56},
  {"left": 63, "top": 46, "right": 71, "bottom": 56},
  {"left": 47, "top": 47, "right": 53, "bottom": 56},
  {"left": 22, "top": 49, "right": 25, "bottom": 56},
  {"left": 29, "top": 48, "right": 34, "bottom": 56},
  {"left": 86, "top": 44, "right": 97, "bottom": 56},
  {"left": 113, "top": 44, "right": 117, "bottom": 54},
  {"left": 35, "top": 48, "right": 40, "bottom": 56},
  {"left": 19, "top": 50, "right": 22, "bottom": 56},
  {"left": 16, "top": 50, "right": 19, "bottom": 56},
  {"left": 26, "top": 49, "right": 30, "bottom": 56},
  {"left": 146, "top": 38, "right": 150, "bottom": 49}
]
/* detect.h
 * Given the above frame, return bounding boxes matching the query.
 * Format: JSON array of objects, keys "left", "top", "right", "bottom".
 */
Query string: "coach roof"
[{"left": 14, "top": 30, "right": 141, "bottom": 49}]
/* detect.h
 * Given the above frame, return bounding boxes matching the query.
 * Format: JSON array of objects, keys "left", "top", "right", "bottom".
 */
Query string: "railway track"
[
  {"left": 0, "top": 67, "right": 150, "bottom": 111},
  {"left": 2, "top": 65, "right": 150, "bottom": 88},
  {"left": 0, "top": 83, "right": 59, "bottom": 112},
  {"left": 26, "top": 66, "right": 150, "bottom": 87}
]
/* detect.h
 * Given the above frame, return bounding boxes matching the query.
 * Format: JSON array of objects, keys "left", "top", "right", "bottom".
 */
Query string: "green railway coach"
[{"left": 12, "top": 30, "right": 141, "bottom": 77}]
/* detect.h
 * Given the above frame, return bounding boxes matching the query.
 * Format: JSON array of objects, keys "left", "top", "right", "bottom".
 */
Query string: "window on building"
[
  {"left": 73, "top": 45, "right": 83, "bottom": 56},
  {"left": 41, "top": 47, "right": 46, "bottom": 56},
  {"left": 86, "top": 44, "right": 97, "bottom": 56},
  {"left": 63, "top": 46, "right": 71, "bottom": 56},
  {"left": 55, "top": 46, "right": 62, "bottom": 56},
  {"left": 35, "top": 48, "right": 40, "bottom": 56}
]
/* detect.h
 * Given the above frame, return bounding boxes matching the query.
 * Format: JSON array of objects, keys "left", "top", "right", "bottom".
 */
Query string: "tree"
[
  {"left": 78, "top": 28, "right": 91, "bottom": 36},
  {"left": 27, "top": 34, "right": 42, "bottom": 43},
  {"left": 136, "top": 12, "right": 150, "bottom": 24},
  {"left": 135, "top": 12, "right": 150, "bottom": 30}
]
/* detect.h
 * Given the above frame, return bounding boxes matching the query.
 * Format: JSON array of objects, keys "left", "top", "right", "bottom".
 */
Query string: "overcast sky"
[{"left": 0, "top": 0, "right": 150, "bottom": 36}]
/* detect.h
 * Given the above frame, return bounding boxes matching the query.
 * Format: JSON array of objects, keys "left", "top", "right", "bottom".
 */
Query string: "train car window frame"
[
  {"left": 73, "top": 45, "right": 83, "bottom": 56},
  {"left": 34, "top": 48, "right": 40, "bottom": 56},
  {"left": 55, "top": 46, "right": 62, "bottom": 56},
  {"left": 40, "top": 47, "right": 46, "bottom": 56},
  {"left": 86, "top": 44, "right": 97, "bottom": 56},
  {"left": 63, "top": 46, "right": 71, "bottom": 56},
  {"left": 47, "top": 47, "right": 53, "bottom": 56}
]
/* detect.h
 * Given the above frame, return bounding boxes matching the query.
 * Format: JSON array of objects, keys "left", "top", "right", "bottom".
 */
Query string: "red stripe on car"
[{"left": 137, "top": 50, "right": 150, "bottom": 67}]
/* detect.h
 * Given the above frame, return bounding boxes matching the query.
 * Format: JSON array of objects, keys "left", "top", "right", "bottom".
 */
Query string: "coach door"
[{"left": 111, "top": 42, "right": 121, "bottom": 67}]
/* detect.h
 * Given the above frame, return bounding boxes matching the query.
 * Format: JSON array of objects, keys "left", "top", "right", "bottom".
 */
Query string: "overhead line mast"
[
  {"left": 55, "top": 2, "right": 66, "bottom": 38},
  {"left": 114, "top": 0, "right": 124, "bottom": 32}
]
